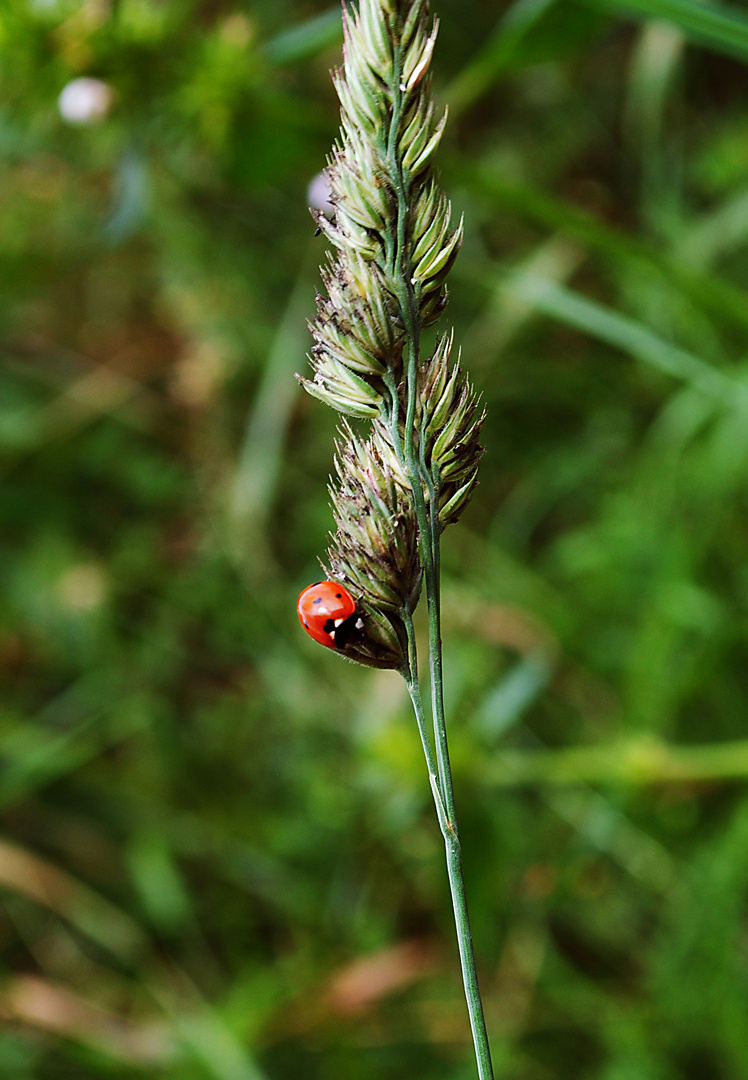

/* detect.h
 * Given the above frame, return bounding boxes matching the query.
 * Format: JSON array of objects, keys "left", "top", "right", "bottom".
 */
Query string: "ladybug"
[{"left": 297, "top": 580, "right": 364, "bottom": 650}]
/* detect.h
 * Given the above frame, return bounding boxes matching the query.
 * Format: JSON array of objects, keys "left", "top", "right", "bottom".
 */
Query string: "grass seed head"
[{"left": 299, "top": 0, "right": 482, "bottom": 653}]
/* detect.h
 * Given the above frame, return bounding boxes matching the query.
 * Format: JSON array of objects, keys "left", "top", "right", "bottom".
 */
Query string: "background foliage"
[{"left": 3, "top": 0, "right": 748, "bottom": 1076}]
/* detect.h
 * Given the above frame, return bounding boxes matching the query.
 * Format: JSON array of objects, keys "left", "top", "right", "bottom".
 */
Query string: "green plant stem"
[
  {"left": 422, "top": 523, "right": 494, "bottom": 1080},
  {"left": 402, "top": 617, "right": 495, "bottom": 1080},
  {"left": 387, "top": 37, "right": 494, "bottom": 1079},
  {"left": 401, "top": 612, "right": 440, "bottom": 788},
  {"left": 426, "top": 481, "right": 457, "bottom": 821}
]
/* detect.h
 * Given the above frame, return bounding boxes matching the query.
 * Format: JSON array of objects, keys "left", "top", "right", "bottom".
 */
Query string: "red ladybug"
[{"left": 297, "top": 580, "right": 363, "bottom": 650}]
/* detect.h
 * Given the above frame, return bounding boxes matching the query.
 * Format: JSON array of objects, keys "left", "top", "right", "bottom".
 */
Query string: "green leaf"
[
  {"left": 263, "top": 8, "right": 342, "bottom": 65},
  {"left": 506, "top": 270, "right": 748, "bottom": 407},
  {"left": 579, "top": 0, "right": 748, "bottom": 62}
]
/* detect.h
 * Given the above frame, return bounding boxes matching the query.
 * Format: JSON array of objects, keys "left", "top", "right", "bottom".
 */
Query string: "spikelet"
[
  {"left": 417, "top": 331, "right": 485, "bottom": 526},
  {"left": 325, "top": 421, "right": 421, "bottom": 669}
]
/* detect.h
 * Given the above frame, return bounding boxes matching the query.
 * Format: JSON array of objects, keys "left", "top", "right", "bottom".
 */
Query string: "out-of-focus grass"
[{"left": 3, "top": 0, "right": 748, "bottom": 1077}]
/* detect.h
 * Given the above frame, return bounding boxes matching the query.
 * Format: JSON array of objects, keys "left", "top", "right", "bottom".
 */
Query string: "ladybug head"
[{"left": 332, "top": 612, "right": 365, "bottom": 649}]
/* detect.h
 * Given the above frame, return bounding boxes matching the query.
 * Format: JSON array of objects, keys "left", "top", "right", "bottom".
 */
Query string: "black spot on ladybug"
[
  {"left": 335, "top": 593, "right": 342, "bottom": 598},
  {"left": 323, "top": 618, "right": 336, "bottom": 635}
]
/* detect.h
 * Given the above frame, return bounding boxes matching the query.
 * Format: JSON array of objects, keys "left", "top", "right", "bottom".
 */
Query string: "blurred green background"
[{"left": 4, "top": 0, "right": 748, "bottom": 1076}]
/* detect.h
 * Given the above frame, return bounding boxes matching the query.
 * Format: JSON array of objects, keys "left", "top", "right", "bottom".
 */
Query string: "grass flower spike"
[{"left": 297, "top": 2, "right": 493, "bottom": 1076}]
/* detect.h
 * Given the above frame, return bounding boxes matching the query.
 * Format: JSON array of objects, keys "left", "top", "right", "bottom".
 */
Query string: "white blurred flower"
[
  {"left": 307, "top": 170, "right": 333, "bottom": 217},
  {"left": 58, "top": 77, "right": 113, "bottom": 126}
]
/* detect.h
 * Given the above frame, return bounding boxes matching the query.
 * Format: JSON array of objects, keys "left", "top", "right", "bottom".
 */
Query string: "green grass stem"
[{"left": 387, "top": 42, "right": 495, "bottom": 1078}]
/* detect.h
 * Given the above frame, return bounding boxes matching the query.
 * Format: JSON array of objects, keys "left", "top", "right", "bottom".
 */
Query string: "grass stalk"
[
  {"left": 402, "top": 606, "right": 494, "bottom": 1080},
  {"left": 300, "top": 2, "right": 492, "bottom": 1071},
  {"left": 387, "top": 48, "right": 494, "bottom": 1076}
]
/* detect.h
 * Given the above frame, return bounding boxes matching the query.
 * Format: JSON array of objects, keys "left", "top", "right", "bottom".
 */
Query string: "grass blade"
[
  {"left": 506, "top": 270, "right": 747, "bottom": 407},
  {"left": 579, "top": 0, "right": 748, "bottom": 62}
]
